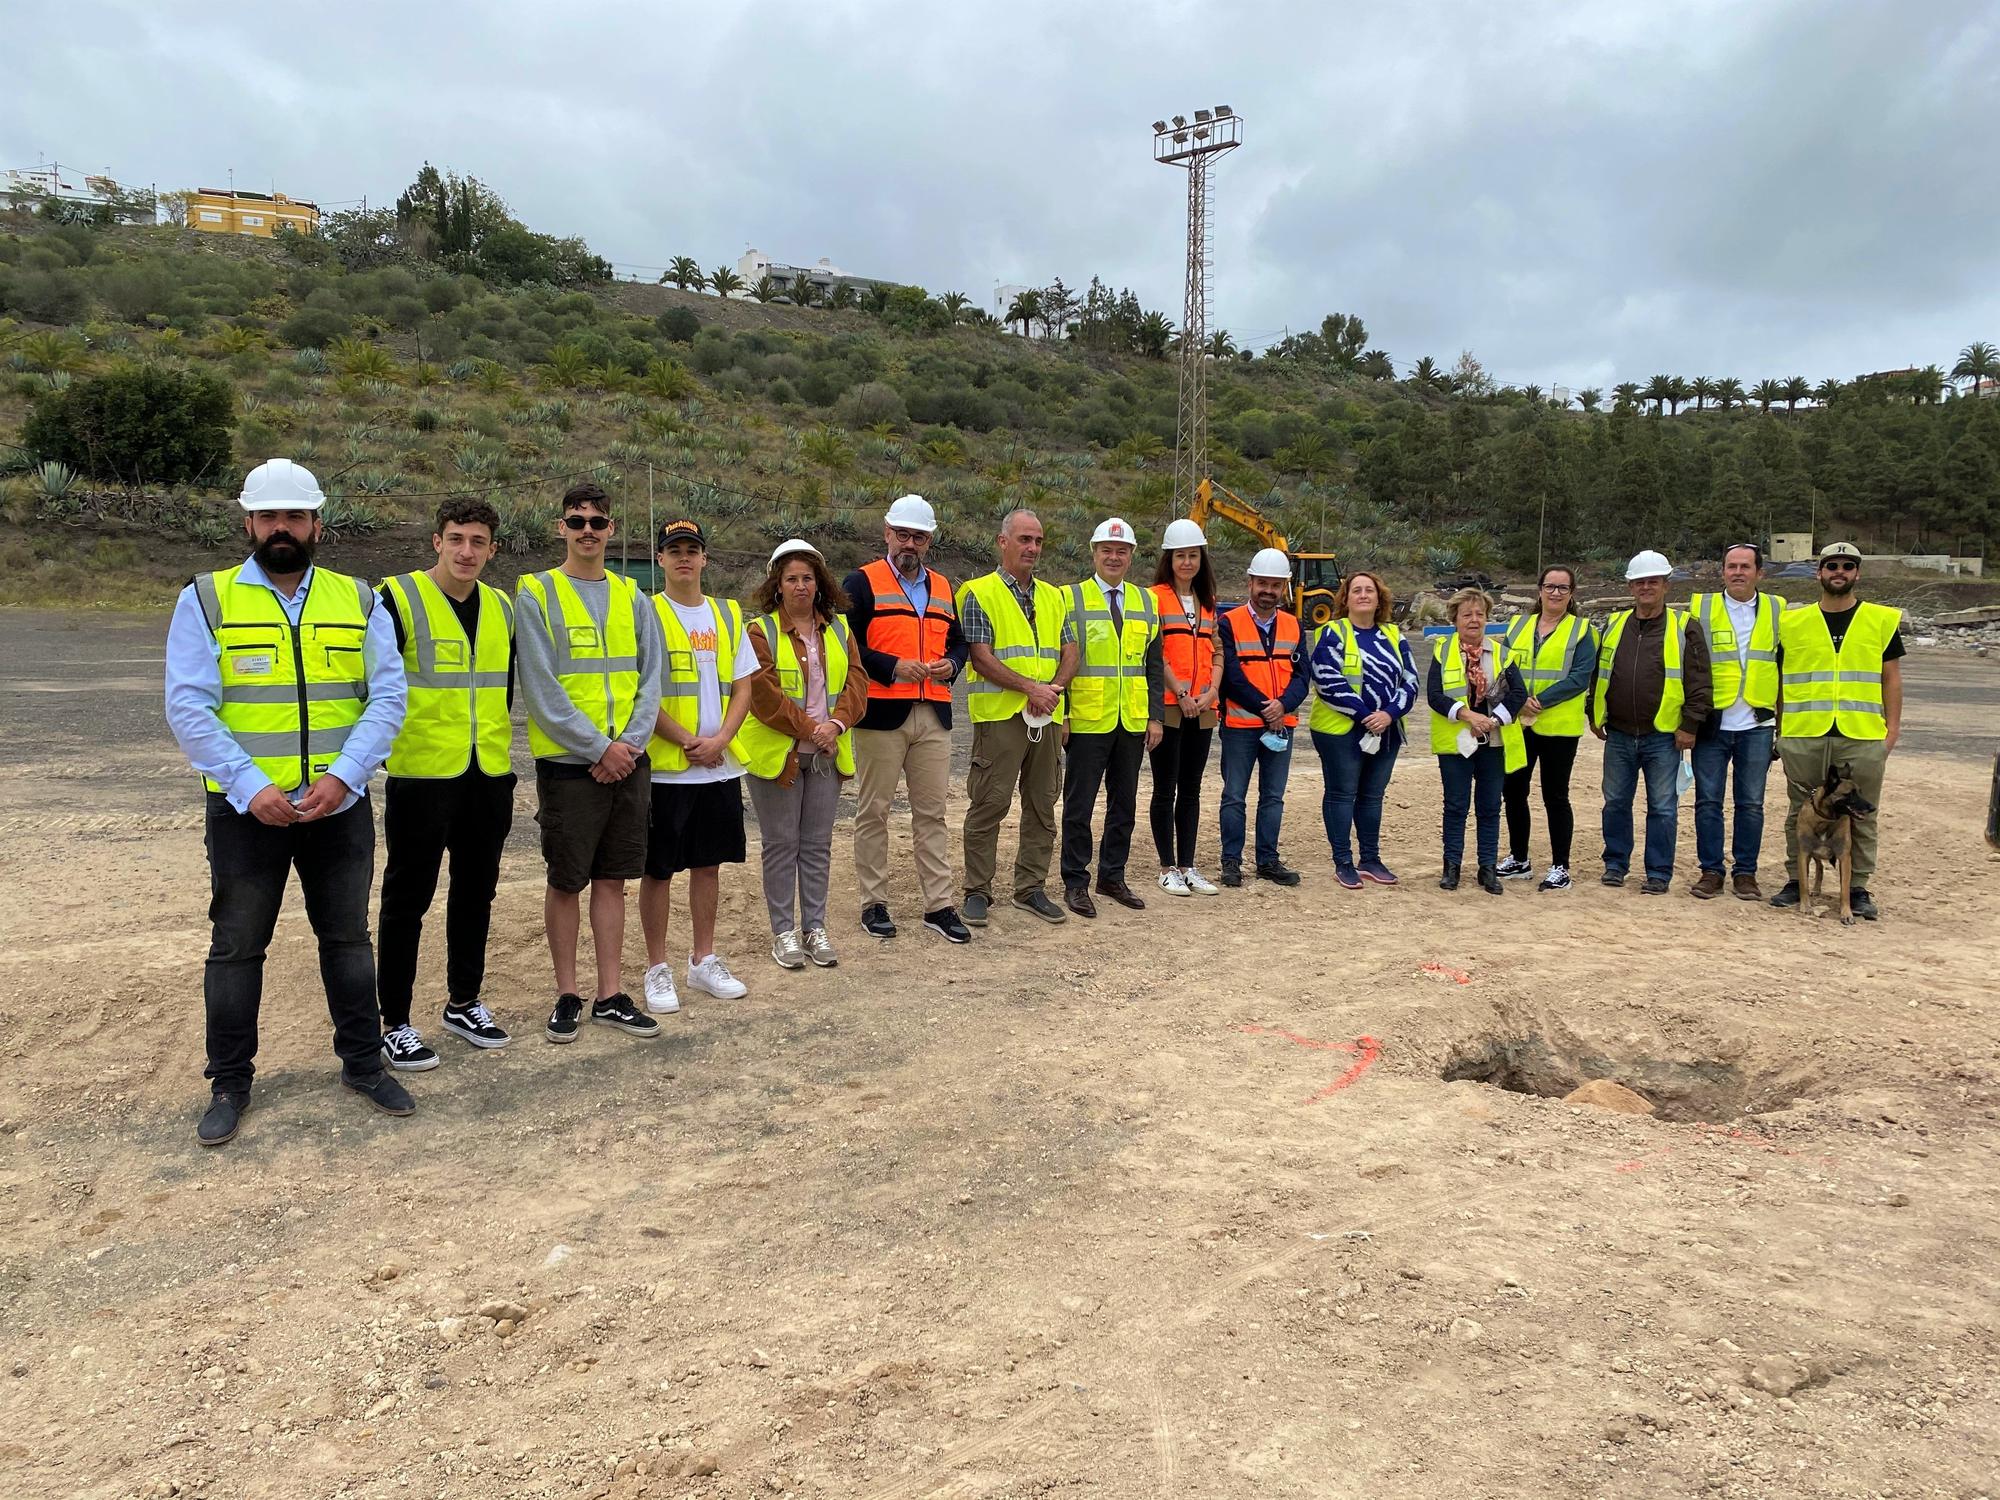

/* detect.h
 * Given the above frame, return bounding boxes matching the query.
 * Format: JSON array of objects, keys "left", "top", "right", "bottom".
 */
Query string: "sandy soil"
[{"left": 1, "top": 622, "right": 1997, "bottom": 1500}]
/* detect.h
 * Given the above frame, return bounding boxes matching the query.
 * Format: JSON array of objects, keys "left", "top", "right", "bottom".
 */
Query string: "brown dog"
[{"left": 1796, "top": 763, "right": 1876, "bottom": 925}]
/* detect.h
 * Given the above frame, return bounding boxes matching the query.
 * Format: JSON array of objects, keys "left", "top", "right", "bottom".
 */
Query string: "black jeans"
[
  {"left": 377, "top": 771, "right": 516, "bottom": 1026},
  {"left": 1062, "top": 727, "right": 1145, "bottom": 886},
  {"left": 1503, "top": 731, "right": 1580, "bottom": 866},
  {"left": 203, "top": 793, "right": 382, "bottom": 1095},
  {"left": 1148, "top": 719, "right": 1213, "bottom": 867}
]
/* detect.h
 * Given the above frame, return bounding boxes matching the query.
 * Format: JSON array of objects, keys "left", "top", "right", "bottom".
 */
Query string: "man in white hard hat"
[
  {"left": 1588, "top": 550, "right": 1712, "bottom": 894},
  {"left": 957, "top": 509, "right": 1079, "bottom": 925},
  {"left": 1216, "top": 549, "right": 1309, "bottom": 886},
  {"left": 1059, "top": 517, "right": 1163, "bottom": 917},
  {"left": 842, "top": 495, "right": 972, "bottom": 942},
  {"left": 164, "top": 459, "right": 411, "bottom": 1146}
]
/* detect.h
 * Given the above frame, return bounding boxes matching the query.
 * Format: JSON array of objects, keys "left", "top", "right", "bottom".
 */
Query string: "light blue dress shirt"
[{"left": 164, "top": 556, "right": 407, "bottom": 815}]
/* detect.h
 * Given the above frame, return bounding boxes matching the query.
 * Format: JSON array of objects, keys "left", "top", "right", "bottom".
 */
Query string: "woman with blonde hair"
[
  {"left": 1306, "top": 570, "right": 1418, "bottom": 888},
  {"left": 1425, "top": 588, "right": 1527, "bottom": 894},
  {"left": 741, "top": 540, "right": 870, "bottom": 970}
]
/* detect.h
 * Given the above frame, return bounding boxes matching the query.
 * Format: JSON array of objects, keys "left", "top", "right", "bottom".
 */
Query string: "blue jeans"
[
  {"left": 1312, "top": 729, "right": 1400, "bottom": 867},
  {"left": 1692, "top": 724, "right": 1773, "bottom": 875},
  {"left": 1601, "top": 729, "right": 1680, "bottom": 881},
  {"left": 1219, "top": 726, "right": 1293, "bottom": 868},
  {"left": 1438, "top": 746, "right": 1506, "bottom": 867}
]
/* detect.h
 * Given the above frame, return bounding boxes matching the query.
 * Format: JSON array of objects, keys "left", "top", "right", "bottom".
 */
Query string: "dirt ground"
[{"left": 2, "top": 612, "right": 1998, "bottom": 1500}]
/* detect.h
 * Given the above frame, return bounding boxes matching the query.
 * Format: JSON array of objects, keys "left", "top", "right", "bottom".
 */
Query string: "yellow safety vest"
[
  {"left": 1428, "top": 636, "right": 1527, "bottom": 772},
  {"left": 1687, "top": 591, "right": 1781, "bottom": 712},
  {"left": 382, "top": 572, "right": 513, "bottom": 778},
  {"left": 958, "top": 571, "right": 1066, "bottom": 724},
  {"left": 738, "top": 613, "right": 857, "bottom": 779},
  {"left": 1306, "top": 618, "right": 1406, "bottom": 736},
  {"left": 1065, "top": 577, "right": 1157, "bottom": 734},
  {"left": 192, "top": 563, "right": 374, "bottom": 794},
  {"left": 1777, "top": 600, "right": 1900, "bottom": 741},
  {"left": 517, "top": 568, "right": 640, "bottom": 761},
  {"left": 1503, "top": 613, "right": 1590, "bottom": 738},
  {"left": 1592, "top": 609, "right": 1688, "bottom": 734},
  {"left": 646, "top": 593, "right": 750, "bottom": 774}
]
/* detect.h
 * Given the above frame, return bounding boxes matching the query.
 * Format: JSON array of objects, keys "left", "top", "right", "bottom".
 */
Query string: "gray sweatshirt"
[{"left": 516, "top": 572, "right": 664, "bottom": 765}]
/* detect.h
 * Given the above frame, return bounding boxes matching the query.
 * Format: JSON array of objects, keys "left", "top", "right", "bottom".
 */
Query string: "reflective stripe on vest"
[
  {"left": 1777, "top": 600, "right": 1899, "bottom": 740},
  {"left": 646, "top": 593, "right": 748, "bottom": 774},
  {"left": 1503, "top": 613, "right": 1588, "bottom": 738},
  {"left": 1066, "top": 578, "right": 1156, "bottom": 734},
  {"left": 1427, "top": 636, "right": 1526, "bottom": 772},
  {"left": 1222, "top": 605, "right": 1301, "bottom": 729},
  {"left": 518, "top": 569, "right": 640, "bottom": 760},
  {"left": 1151, "top": 582, "right": 1216, "bottom": 706},
  {"left": 1688, "top": 591, "right": 1781, "bottom": 712},
  {"left": 1306, "top": 618, "right": 1405, "bottom": 736},
  {"left": 1591, "top": 609, "right": 1687, "bottom": 734},
  {"left": 738, "top": 614, "right": 855, "bottom": 779},
  {"left": 194, "top": 564, "right": 374, "bottom": 793},
  {"left": 384, "top": 572, "right": 513, "bottom": 778},
  {"left": 959, "top": 572, "right": 1066, "bottom": 724},
  {"left": 861, "top": 558, "right": 955, "bottom": 703}
]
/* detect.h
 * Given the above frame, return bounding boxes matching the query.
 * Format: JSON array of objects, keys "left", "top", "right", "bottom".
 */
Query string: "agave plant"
[
  {"left": 292, "top": 347, "right": 328, "bottom": 375},
  {"left": 37, "top": 460, "right": 77, "bottom": 500}
]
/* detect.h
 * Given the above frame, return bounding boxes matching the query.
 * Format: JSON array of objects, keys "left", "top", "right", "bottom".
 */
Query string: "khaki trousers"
[
  {"left": 853, "top": 704, "right": 954, "bottom": 913},
  {"left": 962, "top": 715, "right": 1062, "bottom": 901},
  {"left": 1779, "top": 733, "right": 1889, "bottom": 883}
]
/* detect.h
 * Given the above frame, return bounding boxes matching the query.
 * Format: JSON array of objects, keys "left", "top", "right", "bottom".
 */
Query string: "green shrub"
[
  {"left": 657, "top": 305, "right": 701, "bottom": 343},
  {"left": 1, "top": 268, "right": 90, "bottom": 323},
  {"left": 279, "top": 306, "right": 352, "bottom": 349},
  {"left": 23, "top": 364, "right": 234, "bottom": 485}
]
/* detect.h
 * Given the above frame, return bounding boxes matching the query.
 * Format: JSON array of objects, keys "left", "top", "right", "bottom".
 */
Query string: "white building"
[{"left": 733, "top": 249, "right": 893, "bottom": 301}]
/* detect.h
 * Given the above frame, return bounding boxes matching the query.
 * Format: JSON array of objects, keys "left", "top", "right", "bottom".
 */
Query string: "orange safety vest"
[
  {"left": 860, "top": 558, "right": 955, "bottom": 703},
  {"left": 1151, "top": 582, "right": 1216, "bottom": 706},
  {"left": 1221, "top": 605, "right": 1301, "bottom": 729}
]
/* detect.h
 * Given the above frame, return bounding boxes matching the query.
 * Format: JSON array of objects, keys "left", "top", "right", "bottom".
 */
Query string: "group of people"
[{"left": 166, "top": 462, "right": 1906, "bottom": 1145}]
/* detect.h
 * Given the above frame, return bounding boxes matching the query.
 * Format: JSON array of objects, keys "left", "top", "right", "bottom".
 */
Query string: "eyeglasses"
[
  {"left": 1821, "top": 559, "right": 1858, "bottom": 572},
  {"left": 1541, "top": 583, "right": 1573, "bottom": 594},
  {"left": 562, "top": 514, "right": 611, "bottom": 532}
]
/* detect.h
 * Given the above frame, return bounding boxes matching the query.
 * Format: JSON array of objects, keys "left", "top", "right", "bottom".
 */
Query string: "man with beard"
[
  {"left": 165, "top": 459, "right": 410, "bottom": 1146},
  {"left": 1770, "top": 542, "right": 1904, "bottom": 920}
]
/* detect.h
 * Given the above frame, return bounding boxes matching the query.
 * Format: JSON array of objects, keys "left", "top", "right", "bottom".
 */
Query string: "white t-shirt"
[
  {"left": 1718, "top": 593, "right": 1760, "bottom": 732},
  {"left": 652, "top": 596, "right": 759, "bottom": 785}
]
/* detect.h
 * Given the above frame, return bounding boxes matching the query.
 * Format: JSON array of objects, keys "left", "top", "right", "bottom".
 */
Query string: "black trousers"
[
  {"left": 1061, "top": 727, "right": 1145, "bottom": 886},
  {"left": 1148, "top": 720, "right": 1213, "bottom": 868},
  {"left": 1503, "top": 730, "right": 1580, "bottom": 866},
  {"left": 203, "top": 793, "right": 381, "bottom": 1095},
  {"left": 377, "top": 771, "right": 516, "bottom": 1025}
]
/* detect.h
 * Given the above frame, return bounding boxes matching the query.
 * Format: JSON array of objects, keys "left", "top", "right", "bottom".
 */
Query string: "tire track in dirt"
[{"left": 853, "top": 1390, "right": 1076, "bottom": 1500}]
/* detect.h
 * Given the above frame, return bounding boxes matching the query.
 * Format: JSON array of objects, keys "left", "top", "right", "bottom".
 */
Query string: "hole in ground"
[{"left": 1440, "top": 1032, "right": 1818, "bottom": 1124}]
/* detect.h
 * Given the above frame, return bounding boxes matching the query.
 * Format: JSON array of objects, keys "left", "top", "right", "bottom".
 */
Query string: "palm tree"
[
  {"left": 961, "top": 308, "right": 999, "bottom": 329},
  {"left": 1357, "top": 349, "right": 1395, "bottom": 380},
  {"left": 664, "top": 256, "right": 703, "bottom": 291},
  {"left": 1689, "top": 376, "right": 1715, "bottom": 412},
  {"left": 1577, "top": 387, "right": 1603, "bottom": 412},
  {"left": 1643, "top": 374, "right": 1674, "bottom": 415},
  {"left": 1714, "top": 377, "right": 1746, "bottom": 412},
  {"left": 1813, "top": 377, "right": 1843, "bottom": 405},
  {"left": 787, "top": 278, "right": 819, "bottom": 308},
  {"left": 1205, "top": 330, "right": 1237, "bottom": 359},
  {"left": 1751, "top": 378, "right": 1783, "bottom": 413},
  {"left": 709, "top": 266, "right": 744, "bottom": 298},
  {"left": 1521, "top": 383, "right": 1545, "bottom": 404},
  {"left": 1410, "top": 355, "right": 1442, "bottom": 389},
  {"left": 1781, "top": 375, "right": 1811, "bottom": 412},
  {"left": 1912, "top": 364, "right": 1947, "bottom": 404},
  {"left": 1005, "top": 289, "right": 1042, "bottom": 338},
  {"left": 940, "top": 291, "right": 971, "bottom": 323},
  {"left": 1952, "top": 340, "right": 1998, "bottom": 399},
  {"left": 1137, "top": 310, "right": 1174, "bottom": 358},
  {"left": 1667, "top": 376, "right": 1691, "bottom": 415},
  {"left": 1612, "top": 381, "right": 1640, "bottom": 412},
  {"left": 827, "top": 283, "right": 858, "bottom": 311},
  {"left": 750, "top": 274, "right": 780, "bottom": 303}
]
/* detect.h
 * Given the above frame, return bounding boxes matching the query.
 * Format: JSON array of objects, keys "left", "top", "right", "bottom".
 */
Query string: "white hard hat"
[
  {"left": 1161, "top": 518, "right": 1208, "bottom": 550},
  {"left": 1247, "top": 547, "right": 1292, "bottom": 579},
  {"left": 769, "top": 537, "right": 822, "bottom": 567},
  {"left": 1625, "top": 549, "right": 1672, "bottom": 581},
  {"left": 885, "top": 494, "right": 937, "bottom": 532},
  {"left": 1090, "top": 516, "right": 1138, "bottom": 546},
  {"left": 238, "top": 458, "right": 325, "bottom": 511}
]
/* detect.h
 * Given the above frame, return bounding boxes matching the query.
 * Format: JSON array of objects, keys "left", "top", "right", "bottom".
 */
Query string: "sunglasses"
[
  {"left": 562, "top": 514, "right": 611, "bottom": 532},
  {"left": 1821, "top": 559, "right": 1858, "bottom": 572}
]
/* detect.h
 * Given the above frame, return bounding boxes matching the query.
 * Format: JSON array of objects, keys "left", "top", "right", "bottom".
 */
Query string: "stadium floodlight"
[
  {"left": 1173, "top": 114, "right": 1187, "bottom": 128},
  {"left": 1215, "top": 104, "right": 1233, "bottom": 118},
  {"left": 1194, "top": 109, "right": 1212, "bottom": 123},
  {"left": 1152, "top": 120, "right": 1168, "bottom": 133}
]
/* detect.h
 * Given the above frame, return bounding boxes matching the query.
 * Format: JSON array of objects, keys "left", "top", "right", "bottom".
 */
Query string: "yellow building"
[{"left": 186, "top": 188, "right": 319, "bottom": 237}]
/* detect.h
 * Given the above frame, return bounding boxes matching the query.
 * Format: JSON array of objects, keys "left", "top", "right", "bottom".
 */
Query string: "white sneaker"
[
  {"left": 1158, "top": 868, "right": 1191, "bottom": 897},
  {"left": 1182, "top": 867, "right": 1220, "bottom": 896},
  {"left": 770, "top": 930, "right": 806, "bottom": 970},
  {"left": 1537, "top": 864, "right": 1573, "bottom": 892},
  {"left": 643, "top": 962, "right": 681, "bottom": 1015},
  {"left": 1497, "top": 856, "right": 1535, "bottom": 880},
  {"left": 686, "top": 953, "right": 748, "bottom": 999}
]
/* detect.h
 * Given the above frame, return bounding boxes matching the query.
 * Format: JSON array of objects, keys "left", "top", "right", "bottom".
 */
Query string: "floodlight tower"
[{"left": 1153, "top": 106, "right": 1242, "bottom": 516}]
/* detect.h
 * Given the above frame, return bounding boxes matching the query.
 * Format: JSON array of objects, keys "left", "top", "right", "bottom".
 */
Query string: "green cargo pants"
[{"left": 1778, "top": 733, "right": 1889, "bottom": 884}]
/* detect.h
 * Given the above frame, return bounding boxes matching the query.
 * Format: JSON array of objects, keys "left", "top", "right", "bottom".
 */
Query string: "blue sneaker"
[
  {"left": 1333, "top": 863, "right": 1363, "bottom": 890},
  {"left": 1357, "top": 860, "right": 1399, "bottom": 887}
]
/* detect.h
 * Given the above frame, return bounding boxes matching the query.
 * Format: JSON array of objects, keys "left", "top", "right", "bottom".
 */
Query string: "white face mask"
[
  {"left": 1358, "top": 731, "right": 1383, "bottom": 755},
  {"left": 1022, "top": 707, "right": 1054, "bottom": 742}
]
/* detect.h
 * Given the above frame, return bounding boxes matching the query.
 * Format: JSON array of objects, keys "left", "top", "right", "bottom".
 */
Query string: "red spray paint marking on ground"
[
  {"left": 1418, "top": 961, "right": 1472, "bottom": 984},
  {"left": 1613, "top": 1123, "right": 1840, "bottom": 1175},
  {"left": 1239, "top": 1025, "right": 1382, "bottom": 1103}
]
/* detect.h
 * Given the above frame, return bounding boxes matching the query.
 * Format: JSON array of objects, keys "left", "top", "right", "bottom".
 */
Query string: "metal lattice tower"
[{"left": 1153, "top": 108, "right": 1242, "bottom": 515}]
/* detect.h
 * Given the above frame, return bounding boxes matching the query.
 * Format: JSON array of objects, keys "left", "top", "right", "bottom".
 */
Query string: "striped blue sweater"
[{"left": 1309, "top": 624, "right": 1420, "bottom": 731}]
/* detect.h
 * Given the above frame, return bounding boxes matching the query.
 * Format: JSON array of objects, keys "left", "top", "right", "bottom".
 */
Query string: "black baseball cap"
[{"left": 656, "top": 518, "right": 707, "bottom": 549}]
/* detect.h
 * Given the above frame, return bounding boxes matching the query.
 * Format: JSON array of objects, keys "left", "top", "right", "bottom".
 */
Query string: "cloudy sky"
[{"left": 7, "top": 1, "right": 1996, "bottom": 390}]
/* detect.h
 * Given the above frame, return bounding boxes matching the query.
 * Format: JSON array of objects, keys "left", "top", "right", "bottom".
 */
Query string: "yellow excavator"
[{"left": 1189, "top": 478, "right": 1342, "bottom": 628}]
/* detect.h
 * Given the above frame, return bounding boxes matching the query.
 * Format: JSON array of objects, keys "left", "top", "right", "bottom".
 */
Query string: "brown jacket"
[
  {"left": 1596, "top": 608, "right": 1712, "bottom": 737},
  {"left": 747, "top": 612, "right": 870, "bottom": 787}
]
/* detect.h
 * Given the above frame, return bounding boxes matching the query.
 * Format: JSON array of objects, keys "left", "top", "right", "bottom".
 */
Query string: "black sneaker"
[
  {"left": 546, "top": 992, "right": 585, "bottom": 1044},
  {"left": 1639, "top": 875, "right": 1670, "bottom": 895},
  {"left": 380, "top": 1024, "right": 439, "bottom": 1072},
  {"left": 923, "top": 907, "right": 973, "bottom": 943},
  {"left": 861, "top": 903, "right": 897, "bottom": 939},
  {"left": 197, "top": 1091, "right": 248, "bottom": 1147},
  {"left": 1600, "top": 869, "right": 1627, "bottom": 888},
  {"left": 1011, "top": 889, "right": 1067, "bottom": 923},
  {"left": 1848, "top": 888, "right": 1878, "bottom": 921},
  {"left": 1496, "top": 856, "right": 1534, "bottom": 880},
  {"left": 442, "top": 1002, "right": 511, "bottom": 1049},
  {"left": 342, "top": 1069, "right": 416, "bottom": 1117},
  {"left": 1219, "top": 863, "right": 1243, "bottom": 888},
  {"left": 591, "top": 993, "right": 660, "bottom": 1037},
  {"left": 1768, "top": 880, "right": 1801, "bottom": 909},
  {"left": 1256, "top": 861, "right": 1302, "bottom": 887},
  {"left": 962, "top": 892, "right": 990, "bottom": 927}
]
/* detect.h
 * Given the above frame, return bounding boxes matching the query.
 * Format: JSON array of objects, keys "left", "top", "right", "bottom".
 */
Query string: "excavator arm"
[{"left": 1191, "top": 478, "right": 1289, "bottom": 554}]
